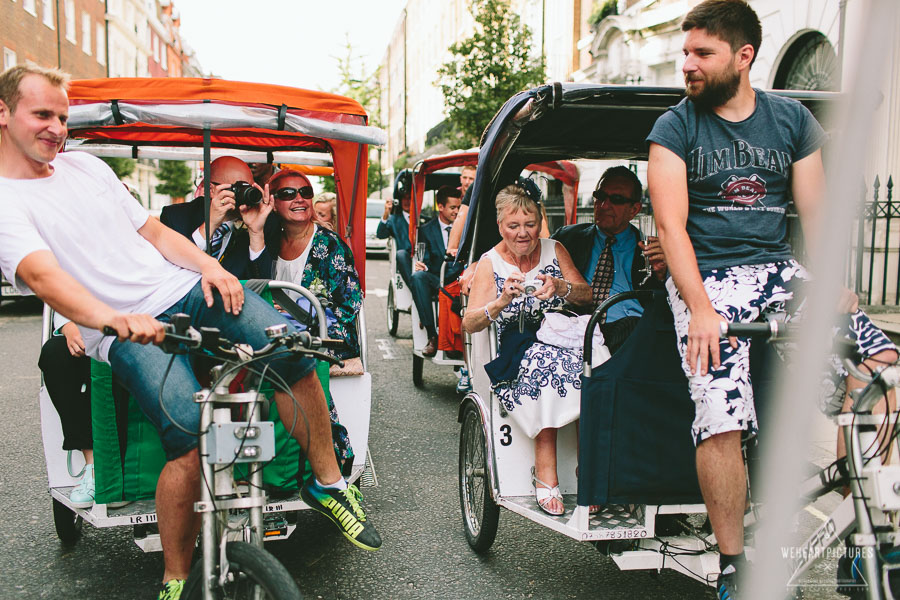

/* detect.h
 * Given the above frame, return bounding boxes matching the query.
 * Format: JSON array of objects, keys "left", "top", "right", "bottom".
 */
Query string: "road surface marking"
[{"left": 376, "top": 338, "right": 398, "bottom": 359}]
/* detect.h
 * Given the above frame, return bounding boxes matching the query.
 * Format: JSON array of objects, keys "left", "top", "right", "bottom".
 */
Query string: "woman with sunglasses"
[
  {"left": 462, "top": 180, "right": 591, "bottom": 516},
  {"left": 265, "top": 169, "right": 363, "bottom": 360}
]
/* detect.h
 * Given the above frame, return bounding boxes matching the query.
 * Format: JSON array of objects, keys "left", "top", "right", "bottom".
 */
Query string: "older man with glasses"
[{"left": 551, "top": 165, "right": 667, "bottom": 351}]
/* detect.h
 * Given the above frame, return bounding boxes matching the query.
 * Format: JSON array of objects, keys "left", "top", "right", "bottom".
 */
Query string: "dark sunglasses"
[
  {"left": 592, "top": 189, "right": 636, "bottom": 205},
  {"left": 273, "top": 186, "right": 314, "bottom": 201}
]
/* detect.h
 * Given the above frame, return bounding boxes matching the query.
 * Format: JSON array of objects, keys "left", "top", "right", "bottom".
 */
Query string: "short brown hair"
[
  {"left": 682, "top": 0, "right": 762, "bottom": 66},
  {"left": 0, "top": 63, "right": 70, "bottom": 114},
  {"left": 436, "top": 185, "right": 461, "bottom": 206},
  {"left": 495, "top": 184, "right": 540, "bottom": 223}
]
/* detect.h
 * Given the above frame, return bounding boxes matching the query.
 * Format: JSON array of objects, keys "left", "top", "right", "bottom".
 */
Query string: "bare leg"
[
  {"left": 534, "top": 427, "right": 562, "bottom": 513},
  {"left": 156, "top": 449, "right": 202, "bottom": 582},
  {"left": 696, "top": 430, "right": 745, "bottom": 555},
  {"left": 274, "top": 370, "right": 342, "bottom": 486},
  {"left": 81, "top": 448, "right": 93, "bottom": 464},
  {"left": 837, "top": 349, "right": 898, "bottom": 467}
]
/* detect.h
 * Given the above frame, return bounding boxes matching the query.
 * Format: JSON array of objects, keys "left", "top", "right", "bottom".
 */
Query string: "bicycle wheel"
[
  {"left": 412, "top": 353, "right": 424, "bottom": 387},
  {"left": 386, "top": 285, "right": 399, "bottom": 337},
  {"left": 458, "top": 403, "right": 499, "bottom": 552},
  {"left": 182, "top": 541, "right": 302, "bottom": 600},
  {"left": 52, "top": 498, "right": 83, "bottom": 544}
]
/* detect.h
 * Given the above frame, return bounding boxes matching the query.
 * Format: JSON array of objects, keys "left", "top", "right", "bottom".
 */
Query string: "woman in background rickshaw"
[{"left": 463, "top": 180, "right": 591, "bottom": 516}]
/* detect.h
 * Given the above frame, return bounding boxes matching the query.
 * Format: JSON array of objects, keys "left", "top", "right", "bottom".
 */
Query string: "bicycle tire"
[
  {"left": 458, "top": 403, "right": 499, "bottom": 552},
  {"left": 182, "top": 541, "right": 302, "bottom": 600},
  {"left": 52, "top": 498, "right": 83, "bottom": 544}
]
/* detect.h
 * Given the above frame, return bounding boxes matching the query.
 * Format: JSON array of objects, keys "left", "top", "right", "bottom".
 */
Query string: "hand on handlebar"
[
  {"left": 687, "top": 307, "right": 735, "bottom": 376},
  {"left": 103, "top": 313, "right": 166, "bottom": 345}
]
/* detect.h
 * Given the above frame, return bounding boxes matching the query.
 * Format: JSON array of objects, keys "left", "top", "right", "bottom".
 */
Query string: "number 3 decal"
[{"left": 499, "top": 424, "right": 512, "bottom": 446}]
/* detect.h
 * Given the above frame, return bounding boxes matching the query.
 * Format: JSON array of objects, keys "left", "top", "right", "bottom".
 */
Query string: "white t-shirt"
[
  {"left": 0, "top": 152, "right": 200, "bottom": 361},
  {"left": 273, "top": 224, "right": 317, "bottom": 302}
]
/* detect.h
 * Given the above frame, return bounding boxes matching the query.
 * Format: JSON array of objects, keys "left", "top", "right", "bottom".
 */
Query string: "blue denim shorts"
[{"left": 108, "top": 281, "right": 316, "bottom": 460}]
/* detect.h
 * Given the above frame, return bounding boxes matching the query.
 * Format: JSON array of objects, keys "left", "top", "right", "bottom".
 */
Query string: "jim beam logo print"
[{"left": 719, "top": 173, "right": 767, "bottom": 206}]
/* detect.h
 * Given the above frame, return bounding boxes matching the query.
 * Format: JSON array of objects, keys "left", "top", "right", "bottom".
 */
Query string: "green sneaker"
[
  {"left": 301, "top": 482, "right": 382, "bottom": 551},
  {"left": 157, "top": 579, "right": 184, "bottom": 600}
]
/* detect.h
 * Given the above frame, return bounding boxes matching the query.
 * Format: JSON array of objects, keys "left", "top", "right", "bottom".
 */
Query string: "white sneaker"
[
  {"left": 456, "top": 367, "right": 472, "bottom": 394},
  {"left": 69, "top": 464, "right": 95, "bottom": 509}
]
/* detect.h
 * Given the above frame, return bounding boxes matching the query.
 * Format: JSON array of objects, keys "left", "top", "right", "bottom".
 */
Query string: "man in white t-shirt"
[{"left": 0, "top": 65, "right": 381, "bottom": 599}]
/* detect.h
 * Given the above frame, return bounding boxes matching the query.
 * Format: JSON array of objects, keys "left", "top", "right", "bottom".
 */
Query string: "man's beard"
[{"left": 685, "top": 67, "right": 741, "bottom": 110}]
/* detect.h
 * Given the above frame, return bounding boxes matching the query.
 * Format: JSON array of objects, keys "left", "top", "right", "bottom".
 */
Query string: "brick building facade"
[{"left": 1, "top": 0, "right": 107, "bottom": 79}]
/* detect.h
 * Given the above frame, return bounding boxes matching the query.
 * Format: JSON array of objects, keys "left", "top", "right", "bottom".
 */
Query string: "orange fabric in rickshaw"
[
  {"left": 438, "top": 279, "right": 464, "bottom": 353},
  {"left": 65, "top": 78, "right": 371, "bottom": 287}
]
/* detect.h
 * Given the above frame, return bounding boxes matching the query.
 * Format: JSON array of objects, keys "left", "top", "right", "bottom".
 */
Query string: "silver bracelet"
[
  {"left": 484, "top": 305, "right": 498, "bottom": 323},
  {"left": 560, "top": 279, "right": 573, "bottom": 299}
]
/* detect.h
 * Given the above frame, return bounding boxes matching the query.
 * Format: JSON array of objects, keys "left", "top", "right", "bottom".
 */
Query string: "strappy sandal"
[{"left": 532, "top": 467, "right": 564, "bottom": 516}]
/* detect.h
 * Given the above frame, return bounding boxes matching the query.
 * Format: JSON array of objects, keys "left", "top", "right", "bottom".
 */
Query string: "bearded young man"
[{"left": 646, "top": 1, "right": 897, "bottom": 598}]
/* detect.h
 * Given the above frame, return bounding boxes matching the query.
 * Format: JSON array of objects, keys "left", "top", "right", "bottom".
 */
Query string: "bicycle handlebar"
[{"left": 102, "top": 318, "right": 345, "bottom": 368}]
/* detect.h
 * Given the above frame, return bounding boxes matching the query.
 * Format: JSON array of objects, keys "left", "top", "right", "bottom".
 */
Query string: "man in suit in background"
[
  {"left": 552, "top": 166, "right": 667, "bottom": 352},
  {"left": 377, "top": 170, "right": 414, "bottom": 286},
  {"left": 411, "top": 186, "right": 463, "bottom": 356},
  {"left": 160, "top": 156, "right": 273, "bottom": 280}
]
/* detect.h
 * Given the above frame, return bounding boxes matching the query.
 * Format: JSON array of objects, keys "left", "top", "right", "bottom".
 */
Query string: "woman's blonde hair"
[{"left": 495, "top": 184, "right": 541, "bottom": 224}]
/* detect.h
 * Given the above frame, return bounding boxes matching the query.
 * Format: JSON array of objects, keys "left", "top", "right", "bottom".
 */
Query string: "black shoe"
[
  {"left": 300, "top": 482, "right": 382, "bottom": 551},
  {"left": 423, "top": 336, "right": 438, "bottom": 357},
  {"left": 836, "top": 551, "right": 864, "bottom": 597},
  {"left": 716, "top": 565, "right": 739, "bottom": 600}
]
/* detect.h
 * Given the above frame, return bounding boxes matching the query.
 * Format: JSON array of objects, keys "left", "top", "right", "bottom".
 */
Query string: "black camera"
[{"left": 230, "top": 181, "right": 262, "bottom": 207}]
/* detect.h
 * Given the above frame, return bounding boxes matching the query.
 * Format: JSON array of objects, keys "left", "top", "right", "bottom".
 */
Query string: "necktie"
[
  {"left": 444, "top": 225, "right": 452, "bottom": 249},
  {"left": 208, "top": 222, "right": 230, "bottom": 258},
  {"left": 591, "top": 236, "right": 616, "bottom": 318}
]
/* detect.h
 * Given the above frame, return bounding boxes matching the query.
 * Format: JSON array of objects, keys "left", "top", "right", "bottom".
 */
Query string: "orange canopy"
[
  {"left": 409, "top": 151, "right": 580, "bottom": 243},
  {"left": 65, "top": 78, "right": 378, "bottom": 286}
]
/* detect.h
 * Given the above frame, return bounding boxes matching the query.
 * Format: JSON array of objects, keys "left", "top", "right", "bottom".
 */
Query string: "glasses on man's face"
[
  {"left": 592, "top": 189, "right": 635, "bottom": 205},
  {"left": 273, "top": 186, "right": 315, "bottom": 201}
]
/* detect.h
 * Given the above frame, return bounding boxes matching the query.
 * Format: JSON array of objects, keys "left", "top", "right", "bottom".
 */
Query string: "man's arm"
[
  {"left": 16, "top": 250, "right": 163, "bottom": 343},
  {"left": 138, "top": 216, "right": 245, "bottom": 314},
  {"left": 791, "top": 149, "right": 825, "bottom": 263},
  {"left": 648, "top": 143, "right": 732, "bottom": 375},
  {"left": 791, "top": 148, "right": 857, "bottom": 312}
]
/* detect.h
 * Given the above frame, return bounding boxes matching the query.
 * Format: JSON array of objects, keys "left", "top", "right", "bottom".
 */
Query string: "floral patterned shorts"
[{"left": 666, "top": 260, "right": 897, "bottom": 445}]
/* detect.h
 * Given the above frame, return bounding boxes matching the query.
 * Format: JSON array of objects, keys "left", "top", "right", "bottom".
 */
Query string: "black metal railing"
[{"left": 853, "top": 175, "right": 898, "bottom": 305}]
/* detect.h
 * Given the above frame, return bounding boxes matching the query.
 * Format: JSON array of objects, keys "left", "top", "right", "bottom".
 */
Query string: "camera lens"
[{"left": 231, "top": 182, "right": 262, "bottom": 207}]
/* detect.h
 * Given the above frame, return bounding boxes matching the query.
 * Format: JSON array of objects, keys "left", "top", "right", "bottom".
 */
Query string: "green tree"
[
  {"left": 331, "top": 37, "right": 384, "bottom": 196},
  {"left": 100, "top": 157, "right": 136, "bottom": 179},
  {"left": 155, "top": 160, "right": 193, "bottom": 200},
  {"left": 436, "top": 0, "right": 546, "bottom": 149}
]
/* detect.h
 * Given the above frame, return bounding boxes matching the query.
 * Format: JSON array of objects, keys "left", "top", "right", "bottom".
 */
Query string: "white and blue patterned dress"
[{"left": 488, "top": 238, "right": 583, "bottom": 438}]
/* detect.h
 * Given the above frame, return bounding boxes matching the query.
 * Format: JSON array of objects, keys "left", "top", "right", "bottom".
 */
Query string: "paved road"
[{"left": 0, "top": 259, "right": 850, "bottom": 598}]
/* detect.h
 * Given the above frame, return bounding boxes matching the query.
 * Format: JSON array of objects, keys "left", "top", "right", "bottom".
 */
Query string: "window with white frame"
[
  {"left": 82, "top": 13, "right": 91, "bottom": 55},
  {"left": 23, "top": 0, "right": 36, "bottom": 16},
  {"left": 3, "top": 48, "right": 16, "bottom": 71},
  {"left": 65, "top": 0, "right": 75, "bottom": 43},
  {"left": 96, "top": 23, "right": 105, "bottom": 65},
  {"left": 41, "top": 0, "right": 53, "bottom": 28}
]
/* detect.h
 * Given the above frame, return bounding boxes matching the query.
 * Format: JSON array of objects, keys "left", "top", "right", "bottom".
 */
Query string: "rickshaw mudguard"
[{"left": 577, "top": 293, "right": 703, "bottom": 506}]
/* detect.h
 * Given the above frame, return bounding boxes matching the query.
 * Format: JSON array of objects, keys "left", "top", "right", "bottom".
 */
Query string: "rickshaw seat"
[{"left": 577, "top": 292, "right": 780, "bottom": 506}]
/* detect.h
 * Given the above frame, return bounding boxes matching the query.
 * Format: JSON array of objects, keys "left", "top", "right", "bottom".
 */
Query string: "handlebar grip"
[
  {"left": 102, "top": 326, "right": 118, "bottom": 336},
  {"left": 720, "top": 321, "right": 781, "bottom": 339}
]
